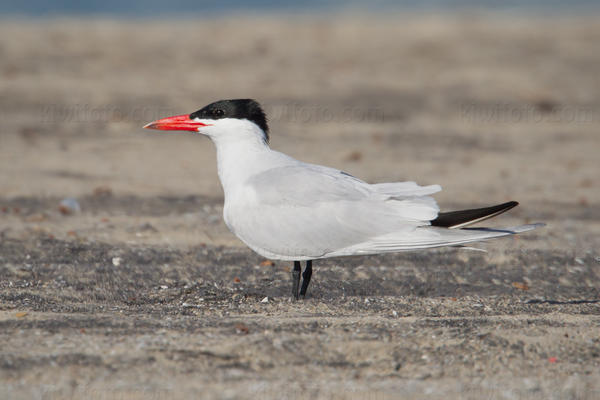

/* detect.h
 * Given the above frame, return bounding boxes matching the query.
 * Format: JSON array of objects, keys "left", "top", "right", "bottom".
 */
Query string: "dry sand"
[{"left": 0, "top": 14, "right": 599, "bottom": 399}]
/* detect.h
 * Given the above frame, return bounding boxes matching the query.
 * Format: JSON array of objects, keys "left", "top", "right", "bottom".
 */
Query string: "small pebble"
[{"left": 59, "top": 198, "right": 81, "bottom": 215}]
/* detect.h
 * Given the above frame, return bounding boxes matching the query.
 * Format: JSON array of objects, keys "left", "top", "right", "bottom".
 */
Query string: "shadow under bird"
[{"left": 144, "top": 99, "right": 544, "bottom": 300}]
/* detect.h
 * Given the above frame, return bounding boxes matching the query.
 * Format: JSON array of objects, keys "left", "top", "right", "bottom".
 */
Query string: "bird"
[{"left": 144, "top": 99, "right": 544, "bottom": 300}]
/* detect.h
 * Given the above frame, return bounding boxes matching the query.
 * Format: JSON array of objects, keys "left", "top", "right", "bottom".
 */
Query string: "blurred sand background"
[{"left": 0, "top": 14, "right": 599, "bottom": 399}]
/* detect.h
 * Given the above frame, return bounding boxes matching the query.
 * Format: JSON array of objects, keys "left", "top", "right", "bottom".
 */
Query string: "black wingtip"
[{"left": 431, "top": 201, "right": 519, "bottom": 229}]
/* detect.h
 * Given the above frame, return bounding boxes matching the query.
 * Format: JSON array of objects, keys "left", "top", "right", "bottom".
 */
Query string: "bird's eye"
[{"left": 213, "top": 109, "right": 225, "bottom": 117}]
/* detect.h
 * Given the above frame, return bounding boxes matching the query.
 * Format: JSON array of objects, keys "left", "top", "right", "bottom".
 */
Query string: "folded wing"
[
  {"left": 234, "top": 165, "right": 441, "bottom": 259},
  {"left": 234, "top": 163, "right": 543, "bottom": 260}
]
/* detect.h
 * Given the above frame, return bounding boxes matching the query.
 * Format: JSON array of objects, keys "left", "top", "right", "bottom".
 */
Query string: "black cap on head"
[{"left": 190, "top": 99, "right": 269, "bottom": 141}]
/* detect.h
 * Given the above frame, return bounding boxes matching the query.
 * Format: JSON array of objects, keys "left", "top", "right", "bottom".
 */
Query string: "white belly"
[{"left": 222, "top": 187, "right": 329, "bottom": 261}]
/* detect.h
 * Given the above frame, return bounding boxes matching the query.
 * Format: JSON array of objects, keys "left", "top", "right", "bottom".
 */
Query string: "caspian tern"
[{"left": 144, "top": 99, "right": 544, "bottom": 299}]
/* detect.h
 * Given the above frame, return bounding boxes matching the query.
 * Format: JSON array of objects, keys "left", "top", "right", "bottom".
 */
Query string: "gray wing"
[{"left": 230, "top": 164, "right": 440, "bottom": 259}]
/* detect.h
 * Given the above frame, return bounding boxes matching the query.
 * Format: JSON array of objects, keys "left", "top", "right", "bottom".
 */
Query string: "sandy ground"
[{"left": 0, "top": 14, "right": 599, "bottom": 399}]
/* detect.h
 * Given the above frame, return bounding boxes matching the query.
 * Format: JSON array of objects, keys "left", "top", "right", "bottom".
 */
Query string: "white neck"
[{"left": 207, "top": 121, "right": 274, "bottom": 196}]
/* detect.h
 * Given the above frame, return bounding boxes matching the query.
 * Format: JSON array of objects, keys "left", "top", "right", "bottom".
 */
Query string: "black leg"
[
  {"left": 299, "top": 260, "right": 313, "bottom": 298},
  {"left": 292, "top": 261, "right": 301, "bottom": 300}
]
